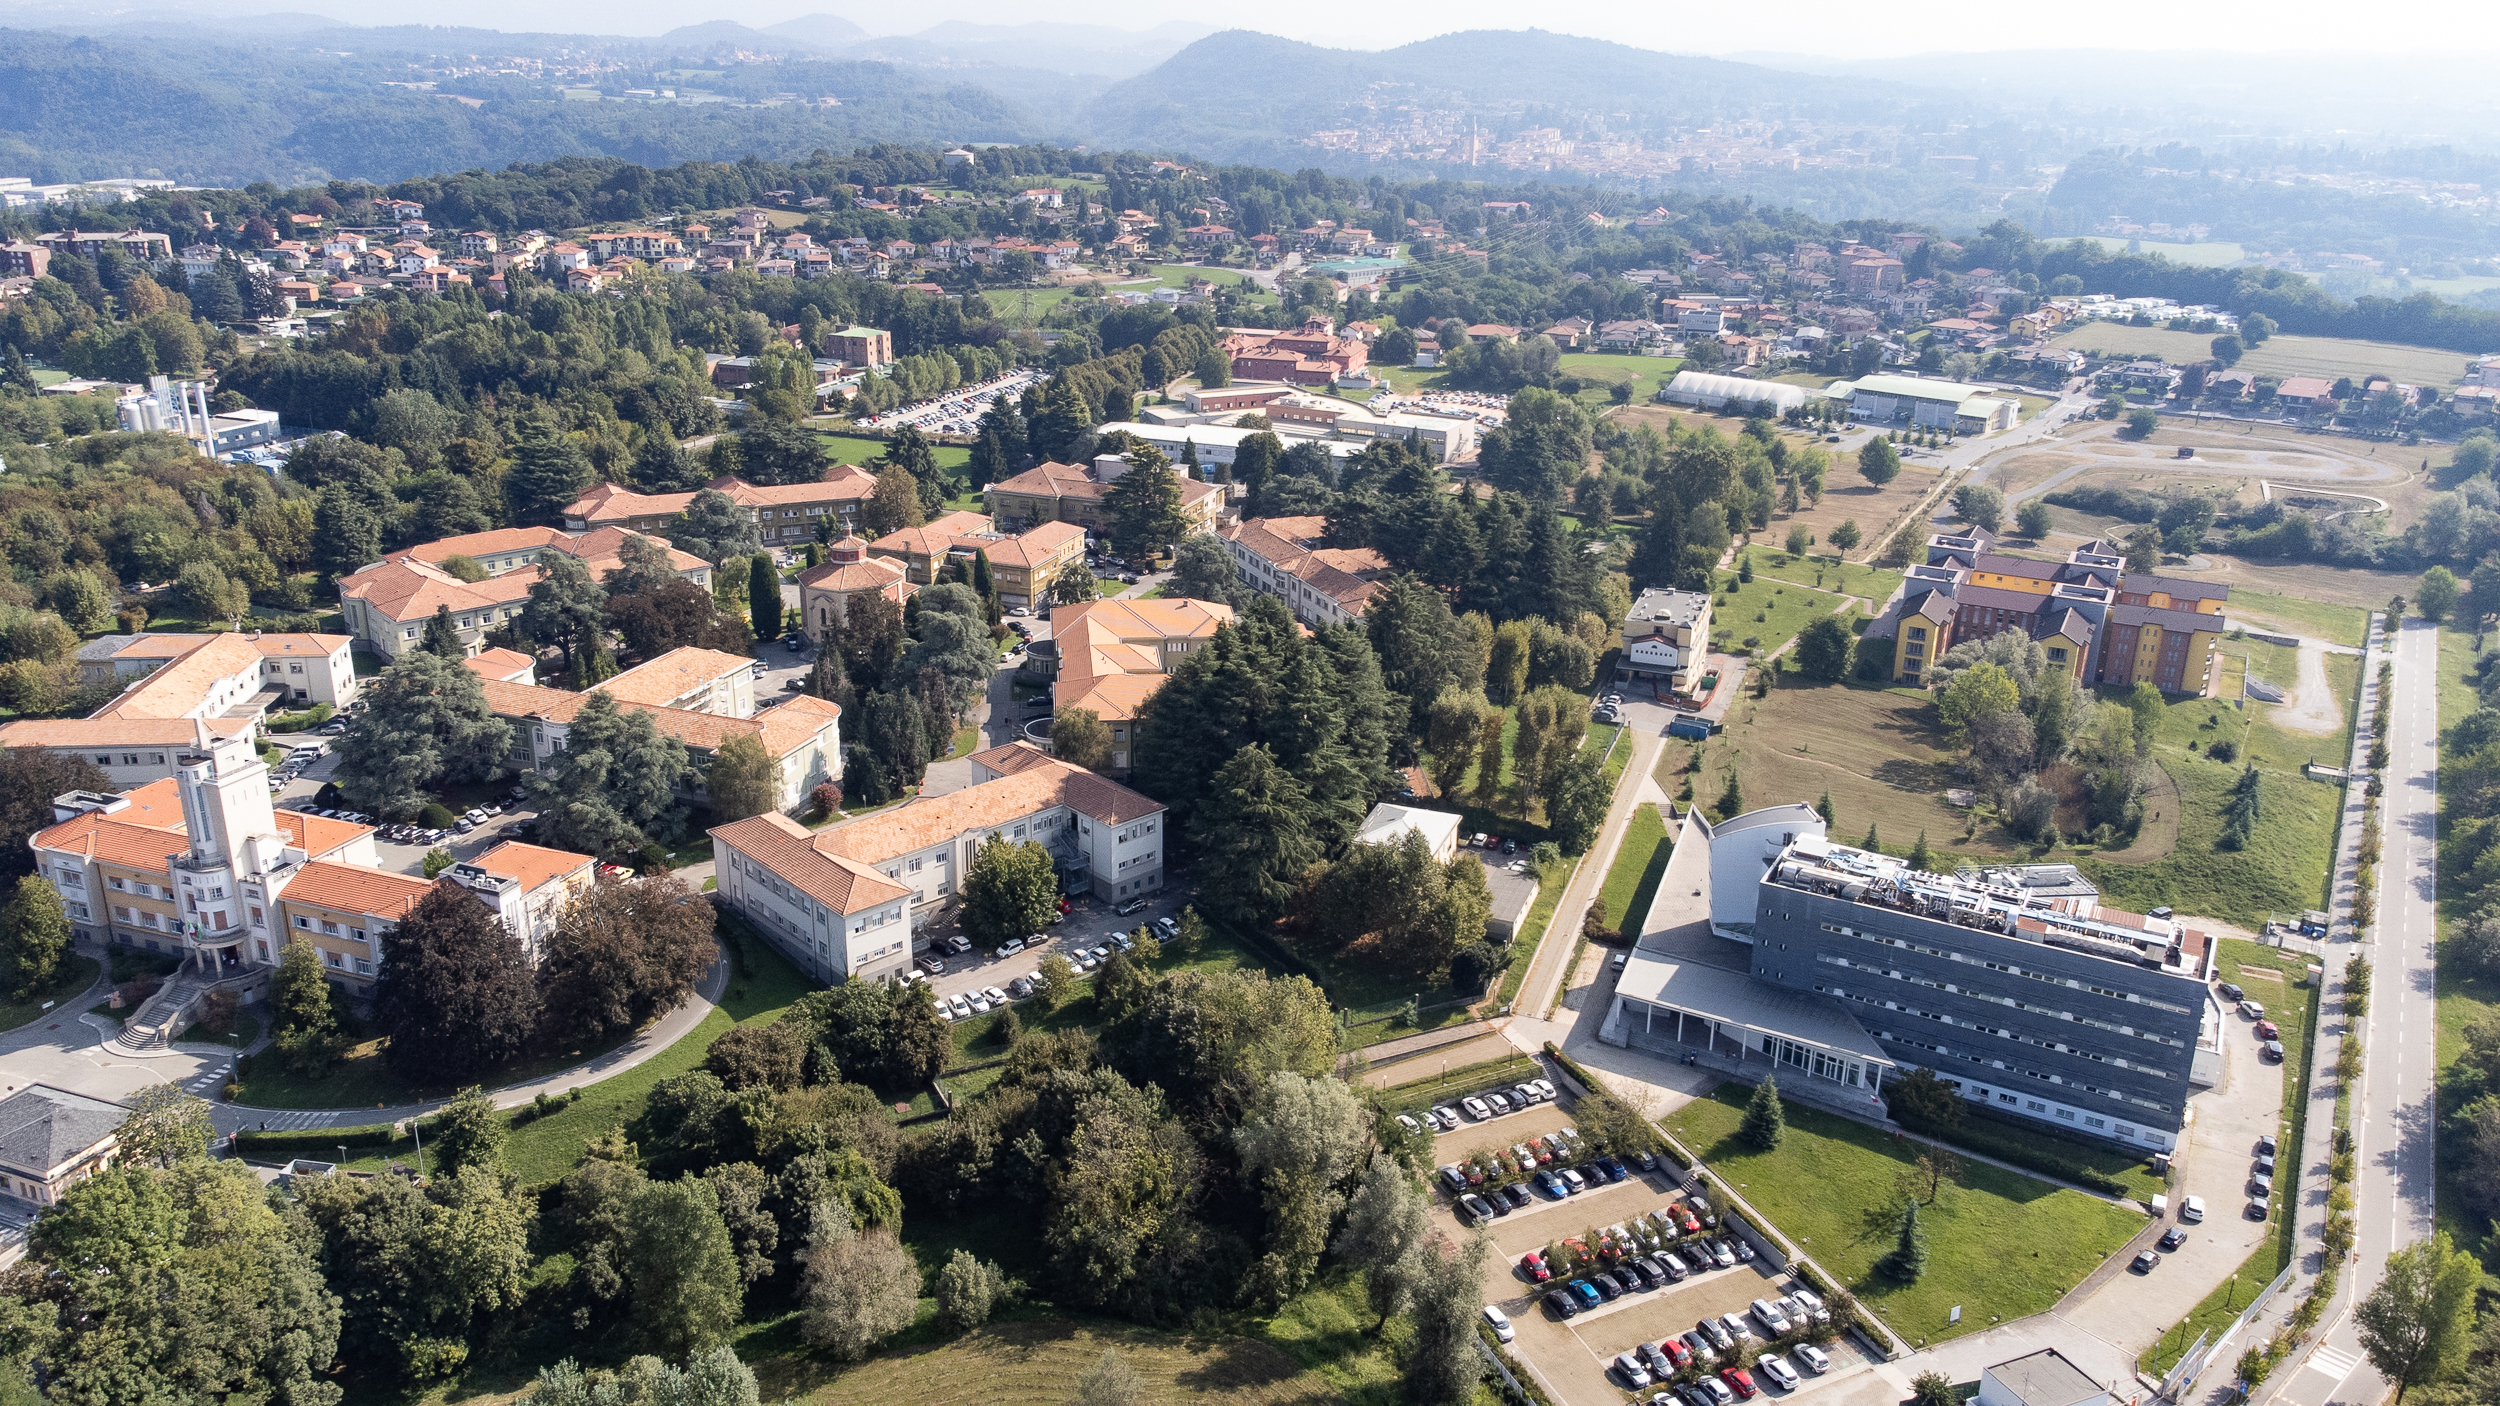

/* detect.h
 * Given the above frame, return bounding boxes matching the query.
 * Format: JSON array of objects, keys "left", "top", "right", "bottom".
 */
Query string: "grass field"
[
  {"left": 2227, "top": 590, "right": 2371, "bottom": 648},
  {"left": 2081, "top": 652, "right": 2357, "bottom": 929},
  {"left": 1558, "top": 351, "right": 1684, "bottom": 402},
  {"left": 1712, "top": 566, "right": 1856, "bottom": 660},
  {"left": 2047, "top": 325, "right": 2473, "bottom": 389},
  {"left": 1707, "top": 682, "right": 2024, "bottom": 863},
  {"left": 2073, "top": 238, "right": 2252, "bottom": 267},
  {"left": 1743, "top": 555, "right": 1905, "bottom": 610},
  {"left": 816, "top": 432, "right": 973, "bottom": 471},
  {"left": 1669, "top": 1084, "right": 2144, "bottom": 1346},
  {"left": 745, "top": 1315, "right": 1347, "bottom": 1405},
  {"left": 0, "top": 955, "right": 100, "bottom": 1036},
  {"left": 2144, "top": 939, "right": 2319, "bottom": 1374},
  {"left": 1595, "top": 803, "right": 1671, "bottom": 932}
]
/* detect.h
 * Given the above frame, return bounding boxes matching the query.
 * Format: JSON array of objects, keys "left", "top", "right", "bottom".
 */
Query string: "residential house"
[{"left": 0, "top": 1084, "right": 125, "bottom": 1206}]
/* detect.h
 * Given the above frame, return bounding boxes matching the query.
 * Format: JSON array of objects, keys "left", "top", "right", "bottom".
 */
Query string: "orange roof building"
[
  {"left": 447, "top": 841, "right": 599, "bottom": 962},
  {"left": 560, "top": 469, "right": 881, "bottom": 544},
  {"left": 866, "top": 513, "right": 1086, "bottom": 609},
  {"left": 796, "top": 536, "right": 913, "bottom": 642},
  {"left": 1218, "top": 516, "right": 1391, "bottom": 627},
  {"left": 338, "top": 528, "right": 709, "bottom": 662},
  {"left": 710, "top": 746, "right": 1164, "bottom": 985},
  {"left": 1043, "top": 598, "right": 1234, "bottom": 772}
]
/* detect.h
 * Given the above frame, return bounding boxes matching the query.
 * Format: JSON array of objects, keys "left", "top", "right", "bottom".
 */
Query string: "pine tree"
[
  {"left": 1814, "top": 789, "right": 1834, "bottom": 829},
  {"left": 1883, "top": 1197, "right": 1929, "bottom": 1281},
  {"left": 1863, "top": 821, "right": 1881, "bottom": 853},
  {"left": 1716, "top": 767, "right": 1745, "bottom": 820},
  {"left": 1907, "top": 829, "right": 1933, "bottom": 873},
  {"left": 749, "top": 553, "right": 782, "bottom": 641},
  {"left": 970, "top": 549, "right": 1000, "bottom": 627},
  {"left": 505, "top": 417, "right": 595, "bottom": 525},
  {"left": 1740, "top": 1075, "right": 1785, "bottom": 1151},
  {"left": 421, "top": 604, "right": 466, "bottom": 660}
]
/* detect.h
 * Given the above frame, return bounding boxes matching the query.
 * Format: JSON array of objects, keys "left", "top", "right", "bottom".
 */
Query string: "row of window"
[
  {"left": 1813, "top": 950, "right": 2183, "bottom": 1053},
  {"left": 1866, "top": 1021, "right": 2172, "bottom": 1117},
  {"left": 1817, "top": 920, "right": 2193, "bottom": 1016},
  {"left": 93, "top": 752, "right": 171, "bottom": 767},
  {"left": 1814, "top": 973, "right": 2175, "bottom": 1082}
]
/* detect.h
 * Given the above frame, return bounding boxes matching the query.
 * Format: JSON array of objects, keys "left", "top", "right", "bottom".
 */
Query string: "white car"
[
  {"left": 1758, "top": 1353, "right": 1800, "bottom": 1391},
  {"left": 982, "top": 985, "right": 1008, "bottom": 1007},
  {"left": 1719, "top": 1312, "right": 1753, "bottom": 1342},
  {"left": 1613, "top": 1353, "right": 1652, "bottom": 1389},
  {"left": 1482, "top": 1305, "right": 1515, "bottom": 1344},
  {"left": 1431, "top": 1106, "right": 1461, "bottom": 1130},
  {"left": 1396, "top": 1114, "right": 1424, "bottom": 1135},
  {"left": 1461, "top": 1096, "right": 1492, "bottom": 1120},
  {"left": 946, "top": 993, "right": 971, "bottom": 1019},
  {"left": 1750, "top": 1298, "right": 1792, "bottom": 1335},
  {"left": 966, "top": 992, "right": 991, "bottom": 1014},
  {"left": 1794, "top": 1345, "right": 1831, "bottom": 1375}
]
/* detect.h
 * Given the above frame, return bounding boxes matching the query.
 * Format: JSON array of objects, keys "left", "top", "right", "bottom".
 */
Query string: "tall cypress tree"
[
  {"left": 749, "top": 553, "right": 781, "bottom": 642},
  {"left": 421, "top": 604, "right": 465, "bottom": 661},
  {"left": 1190, "top": 745, "right": 1321, "bottom": 925}
]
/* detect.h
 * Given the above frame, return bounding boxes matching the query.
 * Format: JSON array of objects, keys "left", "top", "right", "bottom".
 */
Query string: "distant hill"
[
  {"left": 762, "top": 13, "right": 871, "bottom": 51},
  {"left": 849, "top": 20, "right": 1216, "bottom": 78},
  {"left": 0, "top": 26, "right": 1045, "bottom": 186},
  {"left": 1081, "top": 28, "right": 1923, "bottom": 168}
]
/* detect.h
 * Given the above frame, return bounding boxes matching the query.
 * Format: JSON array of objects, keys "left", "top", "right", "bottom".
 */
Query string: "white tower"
[{"left": 171, "top": 719, "right": 290, "bottom": 970}]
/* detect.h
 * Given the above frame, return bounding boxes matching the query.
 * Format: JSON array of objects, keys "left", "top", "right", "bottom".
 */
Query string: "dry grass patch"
[
  {"left": 2047, "top": 325, "right": 2475, "bottom": 388},
  {"left": 753, "top": 1317, "right": 1343, "bottom": 1405}
]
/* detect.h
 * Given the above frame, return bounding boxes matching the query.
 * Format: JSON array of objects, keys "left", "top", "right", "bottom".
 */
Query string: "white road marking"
[{"left": 2305, "top": 1345, "right": 2359, "bottom": 1380}]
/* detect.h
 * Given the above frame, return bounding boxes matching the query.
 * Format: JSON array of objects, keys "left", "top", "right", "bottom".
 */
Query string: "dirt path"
[{"left": 2273, "top": 637, "right": 2346, "bottom": 736}]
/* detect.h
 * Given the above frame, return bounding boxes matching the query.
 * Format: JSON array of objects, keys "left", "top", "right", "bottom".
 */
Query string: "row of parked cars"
[
  {"left": 1447, "top": 1137, "right": 1666, "bottom": 1224},
  {"left": 1588, "top": 1294, "right": 1836, "bottom": 1393},
  {"left": 1521, "top": 1198, "right": 1732, "bottom": 1285},
  {"left": 1395, "top": 1077, "right": 1559, "bottom": 1138}
]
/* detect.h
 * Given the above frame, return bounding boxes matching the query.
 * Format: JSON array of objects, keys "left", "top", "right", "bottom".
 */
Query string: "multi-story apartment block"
[
  {"left": 337, "top": 527, "right": 710, "bottom": 661},
  {"left": 561, "top": 469, "right": 880, "bottom": 545},
  {"left": 1862, "top": 531, "right": 2230, "bottom": 695},
  {"left": 1217, "top": 516, "right": 1391, "bottom": 627},
  {"left": 1605, "top": 805, "right": 2214, "bottom": 1152},
  {"left": 0, "top": 633, "right": 359, "bottom": 787},
  {"left": 709, "top": 745, "right": 1164, "bottom": 984}
]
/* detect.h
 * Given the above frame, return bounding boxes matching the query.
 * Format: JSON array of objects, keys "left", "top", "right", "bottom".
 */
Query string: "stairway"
[{"left": 111, "top": 973, "right": 206, "bottom": 1055}]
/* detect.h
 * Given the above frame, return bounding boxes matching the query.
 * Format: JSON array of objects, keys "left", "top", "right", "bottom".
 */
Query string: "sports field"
[{"left": 2047, "top": 325, "right": 2472, "bottom": 388}]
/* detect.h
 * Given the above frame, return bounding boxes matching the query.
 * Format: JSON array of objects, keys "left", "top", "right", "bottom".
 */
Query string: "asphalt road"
[{"left": 2264, "top": 617, "right": 2441, "bottom": 1406}]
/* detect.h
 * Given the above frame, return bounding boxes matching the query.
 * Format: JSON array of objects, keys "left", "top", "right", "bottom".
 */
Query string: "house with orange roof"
[
  {"left": 711, "top": 746, "right": 1165, "bottom": 982},
  {"left": 795, "top": 536, "right": 913, "bottom": 642},
  {"left": 1217, "top": 516, "right": 1392, "bottom": 627},
  {"left": 1038, "top": 598, "right": 1234, "bottom": 771},
  {"left": 75, "top": 631, "right": 360, "bottom": 717},
  {"left": 0, "top": 717, "right": 257, "bottom": 789},
  {"left": 338, "top": 528, "right": 707, "bottom": 661},
  {"left": 463, "top": 647, "right": 539, "bottom": 685},
  {"left": 984, "top": 459, "right": 1223, "bottom": 541},
  {"left": 560, "top": 469, "right": 882, "bottom": 545},
  {"left": 599, "top": 647, "right": 758, "bottom": 718},
  {"left": 481, "top": 678, "right": 843, "bottom": 813}
]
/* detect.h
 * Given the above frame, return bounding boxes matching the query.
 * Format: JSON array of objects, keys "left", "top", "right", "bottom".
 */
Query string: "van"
[
  {"left": 2179, "top": 1195, "right": 2206, "bottom": 1223},
  {"left": 2149, "top": 1193, "right": 2169, "bottom": 1219}
]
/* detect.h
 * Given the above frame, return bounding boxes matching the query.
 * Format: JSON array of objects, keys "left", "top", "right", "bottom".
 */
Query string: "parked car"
[
  {"left": 2132, "top": 1250, "right": 2161, "bottom": 1273},
  {"left": 1545, "top": 1289, "right": 1580, "bottom": 1319},
  {"left": 2254, "top": 1019, "right": 2280, "bottom": 1040},
  {"left": 1758, "top": 1354, "right": 1800, "bottom": 1391},
  {"left": 2257, "top": 1134, "right": 2279, "bottom": 1157},
  {"left": 1643, "top": 1341, "right": 1681, "bottom": 1378},
  {"left": 1486, "top": 1091, "right": 1513, "bottom": 1115},
  {"left": 2262, "top": 1040, "right": 2285, "bottom": 1062},
  {"left": 981, "top": 985, "right": 1007, "bottom": 1007},
  {"left": 1535, "top": 1170, "right": 1569, "bottom": 1199},
  {"left": 1794, "top": 1345, "right": 1831, "bottom": 1375},
  {"left": 1154, "top": 916, "right": 1180, "bottom": 939},
  {"left": 1483, "top": 1306, "right": 1515, "bottom": 1344},
  {"left": 1520, "top": 1250, "right": 1551, "bottom": 1282},
  {"left": 1597, "top": 1156, "right": 1630, "bottom": 1182},
  {"left": 1432, "top": 1106, "right": 1461, "bottom": 1130},
  {"left": 946, "top": 994, "right": 971, "bottom": 1019},
  {"left": 1750, "top": 1299, "right": 1792, "bottom": 1335},
  {"left": 2218, "top": 981, "right": 2245, "bottom": 1002},
  {"left": 1458, "top": 1194, "right": 1495, "bottom": 1226},
  {"left": 1396, "top": 1114, "right": 1423, "bottom": 1136},
  {"left": 1789, "top": 1288, "right": 1830, "bottom": 1324},
  {"left": 1727, "top": 1234, "right": 1756, "bottom": 1263},
  {"left": 2181, "top": 1195, "right": 2206, "bottom": 1222},
  {"left": 1718, "top": 1312, "right": 1752, "bottom": 1343},
  {"left": 995, "top": 937, "right": 1025, "bottom": 957},
  {"left": 1656, "top": 1251, "right": 1690, "bottom": 1281},
  {"left": 1662, "top": 1202, "right": 1702, "bottom": 1234},
  {"left": 2239, "top": 999, "right": 2266, "bottom": 1020},
  {"left": 1502, "top": 1183, "right": 1532, "bottom": 1210},
  {"left": 1693, "top": 1375, "right": 1737, "bottom": 1406},
  {"left": 1697, "top": 1318, "right": 1735, "bottom": 1351},
  {"left": 1721, "top": 1367, "right": 1759, "bottom": 1400},
  {"left": 944, "top": 935, "right": 973, "bottom": 955},
  {"left": 1560, "top": 1167, "right": 1587, "bottom": 1194},
  {"left": 1704, "top": 1239, "right": 1737, "bottom": 1269},
  {"left": 1615, "top": 1354, "right": 1654, "bottom": 1389},
  {"left": 2159, "top": 1227, "right": 2188, "bottom": 1251},
  {"left": 1461, "top": 1096, "right": 1492, "bottom": 1121},
  {"left": 1682, "top": 1330, "right": 1718, "bottom": 1365},
  {"left": 2248, "top": 1192, "right": 2272, "bottom": 1219},
  {"left": 1438, "top": 1166, "right": 1468, "bottom": 1194},
  {"left": 1591, "top": 1273, "right": 1623, "bottom": 1302},
  {"left": 1571, "top": 1280, "right": 1602, "bottom": 1311},
  {"left": 1116, "top": 897, "right": 1152, "bottom": 916}
]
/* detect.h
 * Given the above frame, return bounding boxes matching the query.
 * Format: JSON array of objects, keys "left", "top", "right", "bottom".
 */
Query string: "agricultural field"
[
  {"left": 2073, "top": 237, "right": 2252, "bottom": 267},
  {"left": 2046, "top": 325, "right": 2476, "bottom": 388}
]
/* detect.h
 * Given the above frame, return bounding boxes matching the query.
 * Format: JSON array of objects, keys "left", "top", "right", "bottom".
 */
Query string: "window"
[
  {"left": 325, "top": 950, "right": 344, "bottom": 969},
  {"left": 354, "top": 959, "right": 372, "bottom": 975},
  {"left": 121, "top": 754, "right": 138, "bottom": 766},
  {"left": 255, "top": 940, "right": 269, "bottom": 961},
  {"left": 113, "top": 906, "right": 131, "bottom": 921},
  {"left": 294, "top": 915, "right": 310, "bottom": 928},
  {"left": 321, "top": 921, "right": 341, "bottom": 936},
  {"left": 108, "top": 877, "right": 125, "bottom": 891}
]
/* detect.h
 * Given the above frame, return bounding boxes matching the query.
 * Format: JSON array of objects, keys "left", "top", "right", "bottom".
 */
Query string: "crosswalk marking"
[{"left": 2306, "top": 1345, "right": 2359, "bottom": 1379}]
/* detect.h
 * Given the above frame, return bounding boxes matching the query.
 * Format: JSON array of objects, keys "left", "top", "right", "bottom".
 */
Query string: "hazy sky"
[{"left": 153, "top": 0, "right": 2473, "bottom": 58}]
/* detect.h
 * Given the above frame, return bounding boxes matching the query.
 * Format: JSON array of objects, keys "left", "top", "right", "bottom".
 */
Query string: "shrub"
[{"left": 418, "top": 802, "right": 457, "bottom": 829}]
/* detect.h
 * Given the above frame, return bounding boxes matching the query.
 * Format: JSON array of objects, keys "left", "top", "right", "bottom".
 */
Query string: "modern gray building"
[{"left": 1606, "top": 808, "right": 2217, "bottom": 1153}]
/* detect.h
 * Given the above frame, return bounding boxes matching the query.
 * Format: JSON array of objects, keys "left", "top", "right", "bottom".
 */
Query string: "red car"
[
  {"left": 1661, "top": 1337, "right": 1694, "bottom": 1368},
  {"left": 1665, "top": 1201, "right": 1702, "bottom": 1234},
  {"left": 1722, "top": 1367, "right": 1759, "bottom": 1400},
  {"left": 1520, "top": 1251, "right": 1551, "bottom": 1283},
  {"left": 2255, "top": 1020, "right": 2280, "bottom": 1040}
]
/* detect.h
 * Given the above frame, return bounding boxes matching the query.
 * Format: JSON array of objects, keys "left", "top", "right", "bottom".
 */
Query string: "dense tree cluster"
[{"left": 1924, "top": 630, "right": 2149, "bottom": 849}]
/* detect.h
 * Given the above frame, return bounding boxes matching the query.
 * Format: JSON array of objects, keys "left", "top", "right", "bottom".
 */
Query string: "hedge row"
[{"left": 232, "top": 1121, "right": 402, "bottom": 1156}]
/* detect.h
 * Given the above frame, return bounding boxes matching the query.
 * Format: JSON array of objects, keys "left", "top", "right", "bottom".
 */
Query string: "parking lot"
[
  {"left": 854, "top": 367, "right": 1046, "bottom": 437},
  {"left": 914, "top": 878, "right": 1200, "bottom": 1018}
]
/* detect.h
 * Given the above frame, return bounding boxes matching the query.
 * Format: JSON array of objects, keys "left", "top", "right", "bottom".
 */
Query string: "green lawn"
[
  {"left": 1669, "top": 1085, "right": 2144, "bottom": 1346},
  {"left": 1712, "top": 567, "right": 1855, "bottom": 661},
  {"left": 0, "top": 955, "right": 100, "bottom": 1035},
  {"left": 2080, "top": 649, "right": 2357, "bottom": 930},
  {"left": 2229, "top": 591, "right": 2370, "bottom": 648},
  {"left": 2143, "top": 939, "right": 2319, "bottom": 1373},
  {"left": 1742, "top": 555, "right": 1904, "bottom": 608},
  {"left": 323, "top": 918, "right": 819, "bottom": 1185},
  {"left": 1595, "top": 804, "right": 1671, "bottom": 932},
  {"left": 814, "top": 432, "right": 973, "bottom": 471}
]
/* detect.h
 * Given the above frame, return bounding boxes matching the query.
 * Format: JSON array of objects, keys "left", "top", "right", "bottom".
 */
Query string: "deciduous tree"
[
  {"left": 538, "top": 873, "right": 716, "bottom": 1044},
  {"left": 961, "top": 835, "right": 1060, "bottom": 948},
  {"left": 373, "top": 883, "right": 538, "bottom": 1084},
  {"left": 0, "top": 873, "right": 68, "bottom": 1001},
  {"left": 704, "top": 733, "right": 778, "bottom": 823}
]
